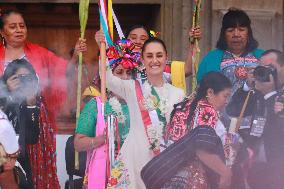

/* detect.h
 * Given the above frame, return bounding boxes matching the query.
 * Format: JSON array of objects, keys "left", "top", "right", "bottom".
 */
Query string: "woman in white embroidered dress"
[{"left": 106, "top": 38, "right": 185, "bottom": 189}]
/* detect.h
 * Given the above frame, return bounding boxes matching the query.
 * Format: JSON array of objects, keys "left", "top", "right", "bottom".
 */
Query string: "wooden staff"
[
  {"left": 235, "top": 90, "right": 254, "bottom": 132},
  {"left": 191, "top": 0, "right": 202, "bottom": 92}
]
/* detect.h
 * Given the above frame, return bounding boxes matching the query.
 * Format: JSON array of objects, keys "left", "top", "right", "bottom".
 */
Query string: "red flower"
[
  {"left": 235, "top": 67, "right": 248, "bottom": 79},
  {"left": 109, "top": 178, "right": 118, "bottom": 186},
  {"left": 107, "top": 46, "right": 120, "bottom": 60},
  {"left": 121, "top": 58, "right": 138, "bottom": 69}
]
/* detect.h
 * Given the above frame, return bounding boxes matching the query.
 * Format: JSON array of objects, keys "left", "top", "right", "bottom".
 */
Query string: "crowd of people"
[{"left": 0, "top": 6, "right": 284, "bottom": 189}]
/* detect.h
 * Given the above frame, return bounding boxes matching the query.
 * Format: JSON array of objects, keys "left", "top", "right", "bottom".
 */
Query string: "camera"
[{"left": 253, "top": 66, "right": 275, "bottom": 82}]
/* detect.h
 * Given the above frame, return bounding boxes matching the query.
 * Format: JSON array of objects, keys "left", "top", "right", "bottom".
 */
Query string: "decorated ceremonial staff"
[{"left": 76, "top": 0, "right": 126, "bottom": 188}]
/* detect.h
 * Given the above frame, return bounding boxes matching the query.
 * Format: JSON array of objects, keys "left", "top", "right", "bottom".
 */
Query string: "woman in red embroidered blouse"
[{"left": 142, "top": 72, "right": 233, "bottom": 189}]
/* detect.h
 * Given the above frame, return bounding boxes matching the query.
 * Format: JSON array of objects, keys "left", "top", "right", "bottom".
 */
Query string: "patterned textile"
[
  {"left": 164, "top": 98, "right": 219, "bottom": 146},
  {"left": 26, "top": 99, "right": 59, "bottom": 189},
  {"left": 161, "top": 159, "right": 208, "bottom": 189},
  {"left": 220, "top": 51, "right": 259, "bottom": 94},
  {"left": 141, "top": 126, "right": 224, "bottom": 189}
]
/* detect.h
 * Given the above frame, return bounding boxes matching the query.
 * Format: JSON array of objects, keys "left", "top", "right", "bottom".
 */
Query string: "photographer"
[
  {"left": 2, "top": 59, "right": 59, "bottom": 188},
  {"left": 225, "top": 67, "right": 266, "bottom": 148},
  {"left": 259, "top": 50, "right": 284, "bottom": 164},
  {"left": 246, "top": 64, "right": 284, "bottom": 189}
]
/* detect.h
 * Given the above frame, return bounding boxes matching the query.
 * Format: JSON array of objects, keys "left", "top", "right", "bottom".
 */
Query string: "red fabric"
[
  {"left": 0, "top": 42, "right": 68, "bottom": 121},
  {"left": 26, "top": 99, "right": 60, "bottom": 189},
  {"left": 135, "top": 81, "right": 152, "bottom": 126},
  {"left": 135, "top": 81, "right": 160, "bottom": 155}
]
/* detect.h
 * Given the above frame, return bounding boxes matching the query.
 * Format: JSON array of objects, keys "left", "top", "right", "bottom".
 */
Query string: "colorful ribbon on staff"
[{"left": 98, "top": 0, "right": 125, "bottom": 47}]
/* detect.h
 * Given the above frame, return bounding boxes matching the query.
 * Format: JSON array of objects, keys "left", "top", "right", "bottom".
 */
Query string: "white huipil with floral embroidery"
[{"left": 106, "top": 68, "right": 185, "bottom": 189}]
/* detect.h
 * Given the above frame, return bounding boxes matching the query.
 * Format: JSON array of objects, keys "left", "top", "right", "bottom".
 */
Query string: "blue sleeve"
[
  {"left": 196, "top": 49, "right": 223, "bottom": 83},
  {"left": 197, "top": 55, "right": 208, "bottom": 83},
  {"left": 253, "top": 48, "right": 265, "bottom": 59}
]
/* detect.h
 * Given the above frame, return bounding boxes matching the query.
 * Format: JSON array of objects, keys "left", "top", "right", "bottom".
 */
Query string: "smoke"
[{"left": 0, "top": 79, "right": 11, "bottom": 110}]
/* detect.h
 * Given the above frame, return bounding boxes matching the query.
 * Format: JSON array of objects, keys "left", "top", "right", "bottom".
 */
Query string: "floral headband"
[{"left": 106, "top": 39, "right": 141, "bottom": 70}]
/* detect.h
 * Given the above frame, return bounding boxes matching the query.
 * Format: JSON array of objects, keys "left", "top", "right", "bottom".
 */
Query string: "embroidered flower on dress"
[
  {"left": 235, "top": 66, "right": 248, "bottom": 80},
  {"left": 107, "top": 154, "right": 130, "bottom": 188},
  {"left": 197, "top": 106, "right": 218, "bottom": 127}
]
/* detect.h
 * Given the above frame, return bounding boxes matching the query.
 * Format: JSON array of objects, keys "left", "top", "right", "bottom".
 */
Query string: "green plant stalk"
[{"left": 76, "top": 0, "right": 89, "bottom": 127}]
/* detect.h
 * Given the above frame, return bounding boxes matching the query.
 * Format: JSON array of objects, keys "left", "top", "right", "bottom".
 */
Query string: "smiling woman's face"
[
  {"left": 142, "top": 42, "right": 167, "bottom": 77},
  {"left": 127, "top": 28, "right": 149, "bottom": 52}
]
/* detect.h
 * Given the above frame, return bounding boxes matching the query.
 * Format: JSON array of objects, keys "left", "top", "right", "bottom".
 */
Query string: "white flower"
[
  {"left": 143, "top": 95, "right": 159, "bottom": 111},
  {"left": 159, "top": 98, "right": 168, "bottom": 115},
  {"left": 109, "top": 97, "right": 126, "bottom": 124},
  {"left": 109, "top": 97, "right": 121, "bottom": 110},
  {"left": 143, "top": 81, "right": 152, "bottom": 96},
  {"left": 146, "top": 121, "right": 166, "bottom": 150}
]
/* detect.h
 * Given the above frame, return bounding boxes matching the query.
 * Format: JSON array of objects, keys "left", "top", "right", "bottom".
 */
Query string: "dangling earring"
[{"left": 1, "top": 35, "right": 5, "bottom": 46}]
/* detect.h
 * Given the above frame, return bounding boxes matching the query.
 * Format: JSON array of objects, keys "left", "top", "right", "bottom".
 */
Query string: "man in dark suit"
[{"left": 259, "top": 49, "right": 284, "bottom": 164}]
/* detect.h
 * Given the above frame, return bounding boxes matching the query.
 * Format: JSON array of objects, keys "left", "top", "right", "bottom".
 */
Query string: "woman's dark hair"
[
  {"left": 141, "top": 37, "right": 167, "bottom": 56},
  {"left": 216, "top": 8, "right": 258, "bottom": 55},
  {"left": 187, "top": 72, "right": 232, "bottom": 125},
  {"left": 2, "top": 59, "right": 37, "bottom": 84},
  {"left": 125, "top": 25, "right": 150, "bottom": 39},
  {"left": 0, "top": 10, "right": 24, "bottom": 29}
]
